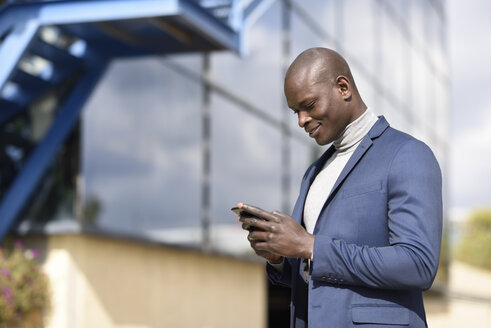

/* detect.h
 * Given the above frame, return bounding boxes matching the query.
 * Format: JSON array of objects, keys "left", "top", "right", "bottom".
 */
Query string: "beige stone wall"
[{"left": 24, "top": 234, "right": 266, "bottom": 328}]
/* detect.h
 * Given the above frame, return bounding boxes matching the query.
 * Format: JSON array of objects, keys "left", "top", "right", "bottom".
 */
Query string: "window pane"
[
  {"left": 83, "top": 57, "right": 202, "bottom": 232},
  {"left": 210, "top": 93, "right": 282, "bottom": 223}
]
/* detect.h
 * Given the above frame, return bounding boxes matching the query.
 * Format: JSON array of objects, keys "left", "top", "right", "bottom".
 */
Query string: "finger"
[
  {"left": 270, "top": 210, "right": 287, "bottom": 223},
  {"left": 250, "top": 241, "right": 264, "bottom": 252},
  {"left": 272, "top": 210, "right": 288, "bottom": 218},
  {"left": 238, "top": 215, "right": 258, "bottom": 230},
  {"left": 248, "top": 231, "right": 270, "bottom": 242},
  {"left": 238, "top": 213, "right": 259, "bottom": 222},
  {"left": 238, "top": 212, "right": 255, "bottom": 219},
  {"left": 255, "top": 250, "right": 273, "bottom": 259},
  {"left": 238, "top": 216, "right": 256, "bottom": 225},
  {"left": 240, "top": 217, "right": 273, "bottom": 231},
  {"left": 252, "top": 241, "right": 271, "bottom": 253},
  {"left": 239, "top": 203, "right": 277, "bottom": 221}
]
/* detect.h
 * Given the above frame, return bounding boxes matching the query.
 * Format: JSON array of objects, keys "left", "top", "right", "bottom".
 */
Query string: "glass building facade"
[{"left": 15, "top": 0, "right": 449, "bottom": 257}]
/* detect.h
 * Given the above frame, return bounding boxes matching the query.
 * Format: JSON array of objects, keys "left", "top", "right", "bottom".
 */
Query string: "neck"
[
  {"left": 348, "top": 99, "right": 368, "bottom": 124},
  {"left": 333, "top": 108, "right": 377, "bottom": 152}
]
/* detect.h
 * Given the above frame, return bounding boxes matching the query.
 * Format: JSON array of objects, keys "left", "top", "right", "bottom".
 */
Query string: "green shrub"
[
  {"left": 455, "top": 209, "right": 491, "bottom": 271},
  {"left": 0, "top": 240, "right": 50, "bottom": 327}
]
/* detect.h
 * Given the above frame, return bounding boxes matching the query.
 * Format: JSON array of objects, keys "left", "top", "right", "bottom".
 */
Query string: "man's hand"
[
  {"left": 238, "top": 210, "right": 283, "bottom": 262},
  {"left": 238, "top": 203, "right": 315, "bottom": 259}
]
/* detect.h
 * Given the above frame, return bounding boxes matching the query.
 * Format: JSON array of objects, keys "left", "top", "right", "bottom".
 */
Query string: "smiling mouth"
[{"left": 307, "top": 124, "right": 321, "bottom": 137}]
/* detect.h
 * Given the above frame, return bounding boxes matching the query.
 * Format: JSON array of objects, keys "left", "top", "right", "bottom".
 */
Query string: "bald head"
[{"left": 285, "top": 47, "right": 355, "bottom": 90}]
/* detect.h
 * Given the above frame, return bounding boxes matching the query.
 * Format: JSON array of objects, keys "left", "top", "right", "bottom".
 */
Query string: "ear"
[{"left": 336, "top": 75, "right": 352, "bottom": 101}]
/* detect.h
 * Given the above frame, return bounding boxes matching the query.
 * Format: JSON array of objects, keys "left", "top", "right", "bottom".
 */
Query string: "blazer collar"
[
  {"left": 310, "top": 115, "right": 388, "bottom": 182},
  {"left": 368, "top": 115, "right": 389, "bottom": 140}
]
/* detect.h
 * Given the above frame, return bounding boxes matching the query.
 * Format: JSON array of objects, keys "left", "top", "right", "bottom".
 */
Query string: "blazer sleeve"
[
  {"left": 310, "top": 140, "right": 443, "bottom": 290},
  {"left": 267, "top": 257, "right": 294, "bottom": 288}
]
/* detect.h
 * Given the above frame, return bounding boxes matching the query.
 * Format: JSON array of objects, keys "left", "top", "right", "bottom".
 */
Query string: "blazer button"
[{"left": 321, "top": 276, "right": 327, "bottom": 281}]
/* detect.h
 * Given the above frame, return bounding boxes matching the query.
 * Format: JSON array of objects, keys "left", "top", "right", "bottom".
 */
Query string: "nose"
[{"left": 298, "top": 111, "right": 311, "bottom": 128}]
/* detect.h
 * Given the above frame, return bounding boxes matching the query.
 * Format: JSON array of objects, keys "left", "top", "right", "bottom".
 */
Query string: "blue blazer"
[{"left": 267, "top": 116, "right": 442, "bottom": 328}]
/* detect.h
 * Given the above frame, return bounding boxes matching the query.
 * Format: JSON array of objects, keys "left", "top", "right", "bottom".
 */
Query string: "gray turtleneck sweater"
[{"left": 303, "top": 109, "right": 378, "bottom": 233}]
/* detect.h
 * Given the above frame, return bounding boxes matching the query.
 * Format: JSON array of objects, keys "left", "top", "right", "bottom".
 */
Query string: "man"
[{"left": 238, "top": 48, "right": 442, "bottom": 327}]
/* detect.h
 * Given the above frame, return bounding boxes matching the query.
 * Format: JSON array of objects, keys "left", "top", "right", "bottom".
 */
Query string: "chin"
[
  {"left": 314, "top": 131, "right": 334, "bottom": 146},
  {"left": 314, "top": 138, "right": 329, "bottom": 146}
]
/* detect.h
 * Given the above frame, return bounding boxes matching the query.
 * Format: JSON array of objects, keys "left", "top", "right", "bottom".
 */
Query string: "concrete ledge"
[{"left": 15, "top": 219, "right": 263, "bottom": 263}]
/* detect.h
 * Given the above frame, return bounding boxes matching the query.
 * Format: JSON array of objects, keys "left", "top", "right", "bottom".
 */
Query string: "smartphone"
[
  {"left": 231, "top": 206, "right": 244, "bottom": 215},
  {"left": 231, "top": 206, "right": 259, "bottom": 217},
  {"left": 232, "top": 206, "right": 264, "bottom": 231}
]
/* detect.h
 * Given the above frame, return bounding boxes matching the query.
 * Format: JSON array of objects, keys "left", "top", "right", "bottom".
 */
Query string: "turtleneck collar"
[{"left": 333, "top": 108, "right": 378, "bottom": 152}]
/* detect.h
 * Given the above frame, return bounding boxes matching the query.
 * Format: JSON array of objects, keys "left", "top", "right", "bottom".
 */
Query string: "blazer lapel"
[{"left": 324, "top": 137, "right": 373, "bottom": 205}]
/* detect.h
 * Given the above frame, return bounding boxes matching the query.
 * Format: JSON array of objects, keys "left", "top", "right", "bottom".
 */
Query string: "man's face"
[{"left": 284, "top": 70, "right": 352, "bottom": 146}]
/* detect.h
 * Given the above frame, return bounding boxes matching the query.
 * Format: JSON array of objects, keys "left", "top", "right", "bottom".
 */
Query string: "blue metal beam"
[
  {"left": 0, "top": 99, "right": 22, "bottom": 125},
  {"left": 0, "top": 0, "right": 179, "bottom": 28},
  {"left": 59, "top": 23, "right": 157, "bottom": 58},
  {"left": 227, "top": 0, "right": 243, "bottom": 31},
  {"left": 0, "top": 4, "right": 31, "bottom": 38},
  {"left": 0, "top": 62, "right": 108, "bottom": 240},
  {"left": 60, "top": 20, "right": 230, "bottom": 58},
  {"left": 0, "top": 19, "right": 39, "bottom": 91},
  {"left": 179, "top": 0, "right": 239, "bottom": 51},
  {"left": 37, "top": 0, "right": 181, "bottom": 25},
  {"left": 244, "top": 0, "right": 276, "bottom": 29},
  {"left": 0, "top": 0, "right": 240, "bottom": 54},
  {"left": 29, "top": 37, "right": 83, "bottom": 67},
  {"left": 9, "top": 70, "right": 54, "bottom": 106},
  {"left": 0, "top": 0, "right": 215, "bottom": 27},
  {"left": 239, "top": 0, "right": 276, "bottom": 54},
  {"left": 10, "top": 69, "right": 51, "bottom": 92}
]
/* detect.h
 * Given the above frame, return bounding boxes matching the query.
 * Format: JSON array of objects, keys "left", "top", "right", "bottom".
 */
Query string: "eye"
[
  {"left": 291, "top": 110, "right": 299, "bottom": 116},
  {"left": 305, "top": 100, "right": 316, "bottom": 110}
]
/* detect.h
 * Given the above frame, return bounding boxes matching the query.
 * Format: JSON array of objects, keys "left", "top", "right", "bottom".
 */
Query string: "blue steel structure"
[{"left": 0, "top": 0, "right": 276, "bottom": 240}]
